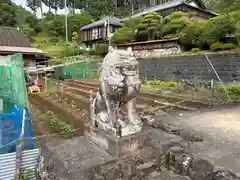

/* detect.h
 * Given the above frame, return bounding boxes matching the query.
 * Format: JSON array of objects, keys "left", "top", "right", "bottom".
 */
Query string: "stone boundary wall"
[
  {"left": 117, "top": 39, "right": 181, "bottom": 58},
  {"left": 138, "top": 52, "right": 240, "bottom": 82}
]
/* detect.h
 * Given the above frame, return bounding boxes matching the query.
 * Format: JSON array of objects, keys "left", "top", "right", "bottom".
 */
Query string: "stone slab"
[
  {"left": 40, "top": 128, "right": 187, "bottom": 180},
  {"left": 40, "top": 136, "right": 116, "bottom": 180},
  {"left": 84, "top": 123, "right": 151, "bottom": 157}
]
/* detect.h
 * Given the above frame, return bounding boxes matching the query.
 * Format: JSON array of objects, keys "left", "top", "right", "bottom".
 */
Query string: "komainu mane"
[{"left": 91, "top": 46, "right": 142, "bottom": 137}]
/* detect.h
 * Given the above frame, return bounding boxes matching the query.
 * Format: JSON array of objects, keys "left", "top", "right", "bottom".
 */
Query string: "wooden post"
[
  {"left": 210, "top": 79, "right": 214, "bottom": 107},
  {"left": 89, "top": 90, "right": 94, "bottom": 126}
]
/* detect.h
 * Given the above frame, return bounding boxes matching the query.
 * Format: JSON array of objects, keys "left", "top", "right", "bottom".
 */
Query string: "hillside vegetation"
[{"left": 0, "top": 0, "right": 239, "bottom": 58}]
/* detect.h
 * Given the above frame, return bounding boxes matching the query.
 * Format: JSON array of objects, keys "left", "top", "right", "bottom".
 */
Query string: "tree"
[
  {"left": 68, "top": 12, "right": 93, "bottom": 38},
  {"left": 79, "top": 0, "right": 117, "bottom": 20},
  {"left": 180, "top": 21, "right": 209, "bottom": 50},
  {"left": 207, "top": 0, "right": 240, "bottom": 13},
  {"left": 161, "top": 12, "right": 189, "bottom": 37},
  {"left": 136, "top": 12, "right": 162, "bottom": 40},
  {"left": 205, "top": 14, "right": 236, "bottom": 45},
  {"left": 0, "top": 0, "right": 17, "bottom": 27},
  {"left": 26, "top": 0, "right": 43, "bottom": 16},
  {"left": 45, "top": 14, "right": 65, "bottom": 37},
  {"left": 44, "top": 12, "right": 93, "bottom": 40},
  {"left": 112, "top": 27, "right": 135, "bottom": 44}
]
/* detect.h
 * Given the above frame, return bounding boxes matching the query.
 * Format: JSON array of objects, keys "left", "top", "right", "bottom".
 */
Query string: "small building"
[
  {"left": 0, "top": 26, "right": 51, "bottom": 67},
  {"left": 124, "top": 0, "right": 218, "bottom": 20},
  {"left": 80, "top": 16, "right": 122, "bottom": 49}
]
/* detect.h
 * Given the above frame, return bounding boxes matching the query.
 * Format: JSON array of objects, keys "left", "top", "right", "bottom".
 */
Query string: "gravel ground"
[{"left": 169, "top": 104, "right": 240, "bottom": 174}]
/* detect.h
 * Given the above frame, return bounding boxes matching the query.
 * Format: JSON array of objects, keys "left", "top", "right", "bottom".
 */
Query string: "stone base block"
[
  {"left": 92, "top": 118, "right": 143, "bottom": 137},
  {"left": 84, "top": 123, "right": 151, "bottom": 157}
]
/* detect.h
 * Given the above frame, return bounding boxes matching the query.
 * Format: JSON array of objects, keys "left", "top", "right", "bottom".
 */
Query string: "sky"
[{"left": 13, "top": 0, "right": 67, "bottom": 17}]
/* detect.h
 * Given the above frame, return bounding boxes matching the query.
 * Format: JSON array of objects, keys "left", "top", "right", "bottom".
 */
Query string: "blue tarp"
[{"left": 0, "top": 104, "right": 34, "bottom": 154}]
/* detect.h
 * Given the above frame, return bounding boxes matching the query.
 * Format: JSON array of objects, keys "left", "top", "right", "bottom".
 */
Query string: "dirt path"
[{"left": 175, "top": 105, "right": 240, "bottom": 173}]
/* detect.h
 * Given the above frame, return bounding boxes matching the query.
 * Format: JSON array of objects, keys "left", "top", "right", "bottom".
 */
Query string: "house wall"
[
  {"left": 158, "top": 5, "right": 214, "bottom": 19},
  {"left": 82, "top": 25, "right": 120, "bottom": 43}
]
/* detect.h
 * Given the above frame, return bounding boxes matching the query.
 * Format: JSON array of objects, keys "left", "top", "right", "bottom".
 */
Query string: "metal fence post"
[{"left": 14, "top": 109, "right": 26, "bottom": 180}]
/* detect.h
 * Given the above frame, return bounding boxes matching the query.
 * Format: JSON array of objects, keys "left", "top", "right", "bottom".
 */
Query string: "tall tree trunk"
[
  {"left": 40, "top": 2, "right": 43, "bottom": 18},
  {"left": 72, "top": 1, "right": 75, "bottom": 14},
  {"left": 48, "top": 1, "right": 51, "bottom": 12}
]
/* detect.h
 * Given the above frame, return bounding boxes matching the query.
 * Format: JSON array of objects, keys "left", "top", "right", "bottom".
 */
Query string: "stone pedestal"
[{"left": 84, "top": 123, "right": 151, "bottom": 157}]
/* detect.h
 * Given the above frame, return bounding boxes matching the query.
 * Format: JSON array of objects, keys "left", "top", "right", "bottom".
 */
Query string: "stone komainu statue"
[{"left": 91, "top": 46, "right": 143, "bottom": 137}]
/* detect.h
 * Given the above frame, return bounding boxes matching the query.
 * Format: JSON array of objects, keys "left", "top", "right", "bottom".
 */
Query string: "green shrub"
[
  {"left": 112, "top": 27, "right": 136, "bottom": 44},
  {"left": 210, "top": 42, "right": 223, "bottom": 51},
  {"left": 92, "top": 71, "right": 99, "bottom": 79},
  {"left": 88, "top": 49, "right": 98, "bottom": 55},
  {"left": 162, "top": 34, "right": 179, "bottom": 39},
  {"left": 190, "top": 48, "right": 201, "bottom": 53},
  {"left": 180, "top": 21, "right": 209, "bottom": 50},
  {"left": 42, "top": 111, "right": 73, "bottom": 138},
  {"left": 95, "top": 43, "right": 108, "bottom": 56},
  {"left": 50, "top": 36, "right": 61, "bottom": 43},
  {"left": 228, "top": 84, "right": 240, "bottom": 95},
  {"left": 222, "top": 43, "right": 236, "bottom": 50}
]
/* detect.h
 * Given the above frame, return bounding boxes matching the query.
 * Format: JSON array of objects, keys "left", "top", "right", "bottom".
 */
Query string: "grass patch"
[
  {"left": 32, "top": 33, "right": 68, "bottom": 57},
  {"left": 143, "top": 49, "right": 239, "bottom": 59},
  {"left": 141, "top": 79, "right": 240, "bottom": 104},
  {"left": 142, "top": 79, "right": 177, "bottom": 87},
  {"left": 216, "top": 82, "right": 240, "bottom": 97}
]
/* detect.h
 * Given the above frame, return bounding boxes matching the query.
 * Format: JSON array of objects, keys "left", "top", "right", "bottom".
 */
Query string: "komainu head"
[{"left": 101, "top": 46, "right": 139, "bottom": 76}]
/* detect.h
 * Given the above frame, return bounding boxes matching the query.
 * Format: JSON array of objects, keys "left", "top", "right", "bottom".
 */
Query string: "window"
[
  {"left": 110, "top": 26, "right": 114, "bottom": 33},
  {"left": 102, "top": 27, "right": 107, "bottom": 38},
  {"left": 83, "top": 31, "right": 87, "bottom": 41},
  {"left": 98, "top": 28, "right": 102, "bottom": 38},
  {"left": 92, "top": 28, "right": 98, "bottom": 40}
]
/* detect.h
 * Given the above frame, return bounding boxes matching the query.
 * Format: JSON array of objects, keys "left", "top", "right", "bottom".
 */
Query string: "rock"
[
  {"left": 152, "top": 120, "right": 165, "bottom": 130},
  {"left": 209, "top": 168, "right": 239, "bottom": 180},
  {"left": 169, "top": 146, "right": 184, "bottom": 154},
  {"left": 180, "top": 130, "right": 203, "bottom": 142},
  {"left": 192, "top": 170, "right": 211, "bottom": 180},
  {"left": 190, "top": 158, "right": 214, "bottom": 172}
]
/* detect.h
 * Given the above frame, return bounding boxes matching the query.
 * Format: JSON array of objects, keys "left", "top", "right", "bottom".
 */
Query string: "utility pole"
[
  {"left": 105, "top": 17, "right": 111, "bottom": 46},
  {"left": 65, "top": 0, "right": 68, "bottom": 43},
  {"left": 108, "top": 16, "right": 111, "bottom": 46}
]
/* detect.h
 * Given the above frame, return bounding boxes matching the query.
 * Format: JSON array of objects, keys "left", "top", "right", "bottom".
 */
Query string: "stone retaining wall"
[
  {"left": 138, "top": 52, "right": 240, "bottom": 82},
  {"left": 89, "top": 52, "right": 240, "bottom": 82},
  {"left": 117, "top": 39, "right": 181, "bottom": 58}
]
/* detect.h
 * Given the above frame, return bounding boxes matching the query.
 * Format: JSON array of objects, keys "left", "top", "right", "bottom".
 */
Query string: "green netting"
[
  {"left": 0, "top": 53, "right": 27, "bottom": 112},
  {"left": 63, "top": 61, "right": 93, "bottom": 80}
]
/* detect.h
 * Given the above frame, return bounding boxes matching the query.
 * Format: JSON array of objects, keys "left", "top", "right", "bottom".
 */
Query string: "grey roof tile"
[
  {"left": 0, "top": 26, "right": 31, "bottom": 47},
  {"left": 80, "top": 16, "right": 123, "bottom": 30},
  {"left": 129, "top": 0, "right": 217, "bottom": 19}
]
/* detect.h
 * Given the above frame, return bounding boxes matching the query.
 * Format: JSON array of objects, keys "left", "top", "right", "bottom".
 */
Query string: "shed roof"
[
  {"left": 0, "top": 46, "right": 52, "bottom": 59},
  {"left": 0, "top": 26, "right": 32, "bottom": 47},
  {"left": 80, "top": 16, "right": 122, "bottom": 31},
  {"left": 128, "top": 0, "right": 218, "bottom": 19}
]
